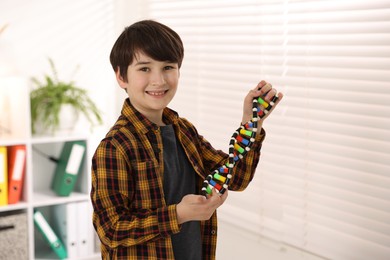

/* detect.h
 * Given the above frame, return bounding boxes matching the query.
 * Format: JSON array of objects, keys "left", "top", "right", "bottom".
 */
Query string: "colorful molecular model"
[{"left": 202, "top": 94, "right": 279, "bottom": 196}]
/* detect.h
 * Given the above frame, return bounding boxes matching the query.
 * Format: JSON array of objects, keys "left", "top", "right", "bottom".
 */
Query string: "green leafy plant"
[{"left": 30, "top": 58, "right": 102, "bottom": 134}]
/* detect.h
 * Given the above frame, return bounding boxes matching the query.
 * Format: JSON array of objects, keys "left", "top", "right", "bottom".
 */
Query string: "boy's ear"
[{"left": 115, "top": 68, "right": 127, "bottom": 89}]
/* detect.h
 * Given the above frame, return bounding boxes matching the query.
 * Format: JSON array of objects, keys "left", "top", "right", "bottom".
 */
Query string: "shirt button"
[{"left": 211, "top": 230, "right": 216, "bottom": 235}]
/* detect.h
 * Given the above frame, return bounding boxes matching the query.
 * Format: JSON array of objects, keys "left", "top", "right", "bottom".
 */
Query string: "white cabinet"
[{"left": 0, "top": 77, "right": 100, "bottom": 259}]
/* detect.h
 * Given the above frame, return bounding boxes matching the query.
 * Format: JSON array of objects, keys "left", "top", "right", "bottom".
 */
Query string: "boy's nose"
[{"left": 151, "top": 71, "right": 166, "bottom": 86}]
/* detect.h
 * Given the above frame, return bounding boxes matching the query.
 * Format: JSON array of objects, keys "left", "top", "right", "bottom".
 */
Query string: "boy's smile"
[
  {"left": 116, "top": 52, "right": 179, "bottom": 125},
  {"left": 146, "top": 90, "right": 169, "bottom": 97}
]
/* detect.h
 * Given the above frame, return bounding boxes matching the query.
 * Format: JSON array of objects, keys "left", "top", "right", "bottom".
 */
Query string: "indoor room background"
[{"left": 0, "top": 0, "right": 389, "bottom": 259}]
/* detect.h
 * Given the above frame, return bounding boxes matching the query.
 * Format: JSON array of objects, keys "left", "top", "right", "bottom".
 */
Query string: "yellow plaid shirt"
[{"left": 91, "top": 98, "right": 265, "bottom": 259}]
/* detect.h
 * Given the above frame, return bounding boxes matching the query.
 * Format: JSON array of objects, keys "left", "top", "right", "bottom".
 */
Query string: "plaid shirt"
[{"left": 91, "top": 98, "right": 265, "bottom": 259}]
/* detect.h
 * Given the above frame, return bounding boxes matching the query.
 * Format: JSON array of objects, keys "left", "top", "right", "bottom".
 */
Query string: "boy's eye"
[
  {"left": 164, "top": 66, "right": 174, "bottom": 70},
  {"left": 140, "top": 67, "right": 150, "bottom": 72}
]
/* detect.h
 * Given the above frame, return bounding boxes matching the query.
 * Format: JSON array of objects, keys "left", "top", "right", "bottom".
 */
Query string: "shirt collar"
[{"left": 121, "top": 98, "right": 179, "bottom": 134}]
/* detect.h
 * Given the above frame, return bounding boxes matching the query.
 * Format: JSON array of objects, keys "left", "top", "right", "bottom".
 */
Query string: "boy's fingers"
[
  {"left": 277, "top": 92, "right": 284, "bottom": 101},
  {"left": 254, "top": 80, "right": 267, "bottom": 91},
  {"left": 206, "top": 189, "right": 227, "bottom": 207},
  {"left": 196, "top": 194, "right": 207, "bottom": 203},
  {"left": 221, "top": 190, "right": 228, "bottom": 201},
  {"left": 264, "top": 88, "right": 277, "bottom": 102}
]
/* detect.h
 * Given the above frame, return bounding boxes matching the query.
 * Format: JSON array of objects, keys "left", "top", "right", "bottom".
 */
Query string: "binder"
[
  {"left": 77, "top": 201, "right": 93, "bottom": 257},
  {"left": 33, "top": 210, "right": 67, "bottom": 259},
  {"left": 51, "top": 141, "right": 86, "bottom": 196},
  {"left": 0, "top": 146, "right": 8, "bottom": 206},
  {"left": 7, "top": 145, "right": 26, "bottom": 204},
  {"left": 53, "top": 203, "right": 78, "bottom": 258}
]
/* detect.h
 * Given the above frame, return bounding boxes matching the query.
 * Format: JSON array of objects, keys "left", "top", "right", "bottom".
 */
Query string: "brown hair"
[{"left": 110, "top": 20, "right": 184, "bottom": 82}]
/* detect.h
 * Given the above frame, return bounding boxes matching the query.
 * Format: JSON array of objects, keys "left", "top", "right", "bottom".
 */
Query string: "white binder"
[
  {"left": 53, "top": 203, "right": 78, "bottom": 258},
  {"left": 76, "top": 201, "right": 93, "bottom": 257}
]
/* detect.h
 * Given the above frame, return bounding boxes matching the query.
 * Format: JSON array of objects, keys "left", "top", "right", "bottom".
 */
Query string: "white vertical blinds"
[{"left": 145, "top": 0, "right": 390, "bottom": 259}]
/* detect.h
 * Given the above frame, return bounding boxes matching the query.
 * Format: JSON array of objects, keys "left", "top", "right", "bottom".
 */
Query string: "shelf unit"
[{"left": 0, "top": 77, "right": 100, "bottom": 259}]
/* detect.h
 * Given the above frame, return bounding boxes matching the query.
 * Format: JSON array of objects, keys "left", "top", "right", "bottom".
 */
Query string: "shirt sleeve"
[
  {"left": 90, "top": 139, "right": 180, "bottom": 249},
  {"left": 194, "top": 124, "right": 266, "bottom": 192},
  {"left": 228, "top": 128, "right": 266, "bottom": 191}
]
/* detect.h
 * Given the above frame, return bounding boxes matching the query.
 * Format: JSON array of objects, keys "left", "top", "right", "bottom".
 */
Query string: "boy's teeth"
[{"left": 148, "top": 91, "right": 165, "bottom": 96}]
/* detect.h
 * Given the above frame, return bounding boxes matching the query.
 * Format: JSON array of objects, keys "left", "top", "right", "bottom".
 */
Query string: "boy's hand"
[
  {"left": 241, "top": 80, "right": 283, "bottom": 132},
  {"left": 176, "top": 189, "right": 228, "bottom": 224}
]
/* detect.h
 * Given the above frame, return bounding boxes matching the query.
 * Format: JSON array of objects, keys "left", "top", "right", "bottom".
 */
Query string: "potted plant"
[{"left": 30, "top": 58, "right": 102, "bottom": 135}]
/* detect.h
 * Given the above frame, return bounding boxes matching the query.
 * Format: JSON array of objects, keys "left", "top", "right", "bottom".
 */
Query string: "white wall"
[{"left": 0, "top": 0, "right": 119, "bottom": 148}]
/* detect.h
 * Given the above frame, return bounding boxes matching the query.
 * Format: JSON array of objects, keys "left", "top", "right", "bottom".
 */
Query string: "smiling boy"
[
  {"left": 91, "top": 20, "right": 282, "bottom": 260},
  {"left": 117, "top": 51, "right": 179, "bottom": 126}
]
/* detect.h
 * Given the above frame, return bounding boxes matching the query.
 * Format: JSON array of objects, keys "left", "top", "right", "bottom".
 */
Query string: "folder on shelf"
[
  {"left": 77, "top": 201, "right": 94, "bottom": 257},
  {"left": 53, "top": 203, "right": 78, "bottom": 258},
  {"left": 52, "top": 202, "right": 93, "bottom": 258},
  {"left": 51, "top": 141, "right": 86, "bottom": 196},
  {"left": 33, "top": 210, "right": 67, "bottom": 259},
  {"left": 7, "top": 145, "right": 26, "bottom": 204},
  {"left": 0, "top": 146, "right": 8, "bottom": 206}
]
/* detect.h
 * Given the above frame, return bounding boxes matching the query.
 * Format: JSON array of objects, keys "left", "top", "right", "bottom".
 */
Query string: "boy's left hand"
[{"left": 241, "top": 80, "right": 283, "bottom": 131}]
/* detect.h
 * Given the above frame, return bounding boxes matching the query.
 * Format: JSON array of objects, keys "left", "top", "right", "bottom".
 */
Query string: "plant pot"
[
  {"left": 57, "top": 104, "right": 80, "bottom": 135},
  {"left": 33, "top": 104, "right": 79, "bottom": 136}
]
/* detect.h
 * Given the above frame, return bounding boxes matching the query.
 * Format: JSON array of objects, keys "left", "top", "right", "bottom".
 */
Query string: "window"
[{"left": 146, "top": 1, "right": 390, "bottom": 259}]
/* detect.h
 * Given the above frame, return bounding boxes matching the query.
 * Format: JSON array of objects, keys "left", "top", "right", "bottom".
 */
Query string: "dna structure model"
[{"left": 202, "top": 94, "right": 279, "bottom": 196}]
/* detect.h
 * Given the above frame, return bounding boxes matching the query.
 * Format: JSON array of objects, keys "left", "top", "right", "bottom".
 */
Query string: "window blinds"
[{"left": 145, "top": 1, "right": 390, "bottom": 259}]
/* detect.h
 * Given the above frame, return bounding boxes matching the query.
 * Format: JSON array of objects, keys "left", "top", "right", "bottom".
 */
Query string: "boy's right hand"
[{"left": 176, "top": 189, "right": 228, "bottom": 224}]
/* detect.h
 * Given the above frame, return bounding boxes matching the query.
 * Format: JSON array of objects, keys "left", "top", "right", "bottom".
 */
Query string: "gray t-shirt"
[{"left": 160, "top": 125, "right": 202, "bottom": 260}]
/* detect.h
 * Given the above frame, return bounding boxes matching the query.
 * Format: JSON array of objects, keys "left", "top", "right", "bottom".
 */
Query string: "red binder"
[{"left": 7, "top": 145, "right": 26, "bottom": 204}]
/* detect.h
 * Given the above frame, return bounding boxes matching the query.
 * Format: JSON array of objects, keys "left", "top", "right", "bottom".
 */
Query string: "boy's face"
[{"left": 116, "top": 52, "right": 179, "bottom": 119}]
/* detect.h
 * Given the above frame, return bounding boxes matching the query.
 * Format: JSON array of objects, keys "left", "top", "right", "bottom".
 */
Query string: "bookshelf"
[{"left": 0, "top": 77, "right": 100, "bottom": 259}]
